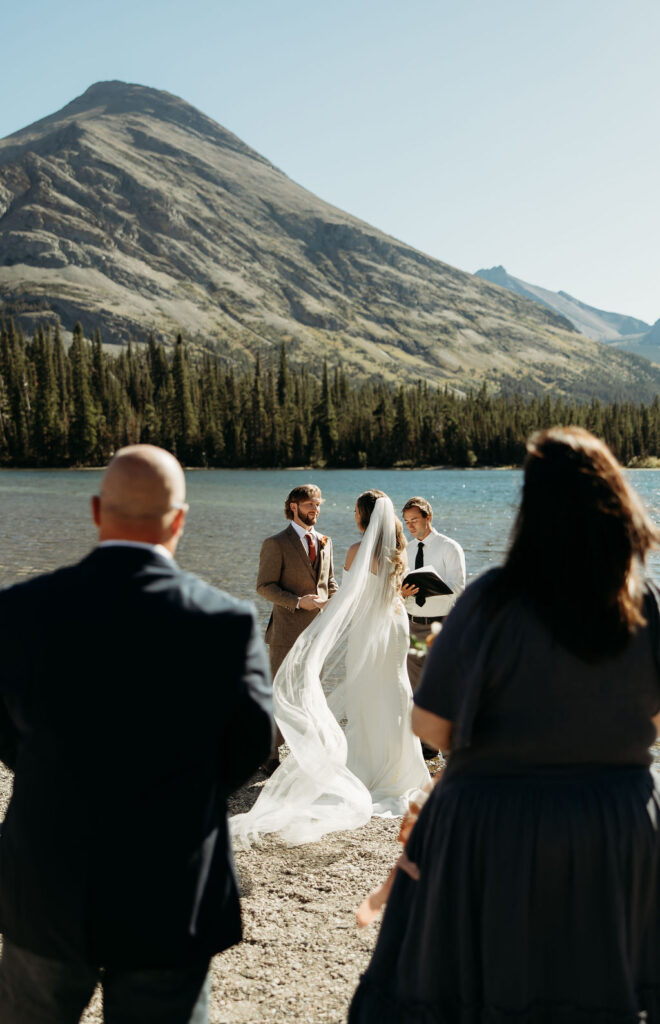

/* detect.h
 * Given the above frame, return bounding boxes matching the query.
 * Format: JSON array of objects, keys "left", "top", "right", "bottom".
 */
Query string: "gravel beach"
[
  {"left": 0, "top": 761, "right": 413, "bottom": 1024},
  {"left": 1, "top": 748, "right": 659, "bottom": 1023}
]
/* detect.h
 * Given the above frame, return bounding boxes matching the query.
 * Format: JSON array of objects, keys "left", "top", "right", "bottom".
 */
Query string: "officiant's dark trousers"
[{"left": 0, "top": 939, "right": 210, "bottom": 1024}]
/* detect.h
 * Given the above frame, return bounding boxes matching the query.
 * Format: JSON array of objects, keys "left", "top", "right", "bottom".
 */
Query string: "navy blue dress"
[{"left": 350, "top": 570, "right": 660, "bottom": 1023}]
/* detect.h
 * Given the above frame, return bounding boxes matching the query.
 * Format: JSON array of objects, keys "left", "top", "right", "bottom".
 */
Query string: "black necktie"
[{"left": 415, "top": 542, "right": 425, "bottom": 607}]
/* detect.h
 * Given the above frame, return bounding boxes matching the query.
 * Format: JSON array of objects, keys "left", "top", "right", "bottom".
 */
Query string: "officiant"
[{"left": 401, "top": 496, "right": 466, "bottom": 693}]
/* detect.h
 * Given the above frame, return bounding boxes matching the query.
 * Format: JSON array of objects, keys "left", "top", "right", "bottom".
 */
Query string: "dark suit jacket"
[
  {"left": 0, "top": 545, "right": 273, "bottom": 969},
  {"left": 256, "top": 524, "right": 338, "bottom": 654}
]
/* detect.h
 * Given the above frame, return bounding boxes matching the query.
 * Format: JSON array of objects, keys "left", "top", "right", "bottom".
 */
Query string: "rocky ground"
[
  {"left": 0, "top": 759, "right": 429, "bottom": 1024},
  {"left": 198, "top": 771, "right": 413, "bottom": 1024},
  {"left": 1, "top": 746, "right": 659, "bottom": 1023}
]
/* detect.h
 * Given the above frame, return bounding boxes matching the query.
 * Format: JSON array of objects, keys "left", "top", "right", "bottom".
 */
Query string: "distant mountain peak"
[
  {"left": 3, "top": 80, "right": 270, "bottom": 168},
  {"left": 475, "top": 267, "right": 652, "bottom": 343},
  {"left": 82, "top": 79, "right": 165, "bottom": 99},
  {"left": 2, "top": 85, "right": 660, "bottom": 400},
  {"left": 63, "top": 80, "right": 214, "bottom": 127}
]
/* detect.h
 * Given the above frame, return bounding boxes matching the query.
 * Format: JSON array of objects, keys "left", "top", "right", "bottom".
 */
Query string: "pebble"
[{"left": 2, "top": 748, "right": 658, "bottom": 1022}]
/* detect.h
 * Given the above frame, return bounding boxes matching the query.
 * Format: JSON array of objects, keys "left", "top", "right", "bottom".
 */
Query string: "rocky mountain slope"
[
  {"left": 632, "top": 318, "right": 660, "bottom": 361},
  {"left": 1, "top": 81, "right": 660, "bottom": 400},
  {"left": 475, "top": 265, "right": 659, "bottom": 364}
]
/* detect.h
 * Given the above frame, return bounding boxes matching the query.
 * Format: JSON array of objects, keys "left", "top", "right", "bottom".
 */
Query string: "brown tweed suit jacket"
[{"left": 256, "top": 524, "right": 338, "bottom": 667}]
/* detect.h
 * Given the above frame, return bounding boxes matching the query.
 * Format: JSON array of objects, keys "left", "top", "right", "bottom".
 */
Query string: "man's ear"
[
  {"left": 91, "top": 495, "right": 101, "bottom": 528},
  {"left": 171, "top": 507, "right": 186, "bottom": 538}
]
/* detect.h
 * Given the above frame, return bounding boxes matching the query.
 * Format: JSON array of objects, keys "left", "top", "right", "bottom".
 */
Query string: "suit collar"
[
  {"left": 83, "top": 544, "right": 180, "bottom": 574},
  {"left": 97, "top": 540, "right": 174, "bottom": 561},
  {"left": 290, "top": 520, "right": 319, "bottom": 543}
]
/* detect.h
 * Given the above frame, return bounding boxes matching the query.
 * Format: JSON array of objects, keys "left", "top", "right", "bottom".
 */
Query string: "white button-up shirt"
[
  {"left": 404, "top": 527, "right": 466, "bottom": 618},
  {"left": 291, "top": 520, "right": 320, "bottom": 553}
]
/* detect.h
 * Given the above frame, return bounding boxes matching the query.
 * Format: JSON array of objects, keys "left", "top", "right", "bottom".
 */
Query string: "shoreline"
[
  {"left": 3, "top": 463, "right": 659, "bottom": 474},
  {"left": 0, "top": 463, "right": 522, "bottom": 472}
]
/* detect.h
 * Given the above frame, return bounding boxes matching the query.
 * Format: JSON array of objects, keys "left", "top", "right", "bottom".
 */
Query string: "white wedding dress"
[
  {"left": 230, "top": 496, "right": 430, "bottom": 848},
  {"left": 344, "top": 570, "right": 429, "bottom": 814}
]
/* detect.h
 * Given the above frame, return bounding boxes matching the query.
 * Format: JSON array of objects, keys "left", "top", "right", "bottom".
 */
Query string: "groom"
[
  {"left": 0, "top": 445, "right": 273, "bottom": 1024},
  {"left": 257, "top": 484, "right": 338, "bottom": 771}
]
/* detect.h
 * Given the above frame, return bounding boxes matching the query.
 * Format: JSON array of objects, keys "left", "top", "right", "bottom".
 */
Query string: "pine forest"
[{"left": 1, "top": 320, "right": 659, "bottom": 470}]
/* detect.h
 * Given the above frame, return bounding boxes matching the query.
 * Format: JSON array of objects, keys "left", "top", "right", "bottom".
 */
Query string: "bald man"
[{"left": 0, "top": 445, "right": 273, "bottom": 1024}]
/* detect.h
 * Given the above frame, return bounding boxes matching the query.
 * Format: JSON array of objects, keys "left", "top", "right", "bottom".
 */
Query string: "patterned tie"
[
  {"left": 415, "top": 542, "right": 425, "bottom": 607},
  {"left": 306, "top": 533, "right": 317, "bottom": 562}
]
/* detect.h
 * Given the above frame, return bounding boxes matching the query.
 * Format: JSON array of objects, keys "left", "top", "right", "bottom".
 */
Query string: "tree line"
[{"left": 1, "top": 320, "right": 659, "bottom": 469}]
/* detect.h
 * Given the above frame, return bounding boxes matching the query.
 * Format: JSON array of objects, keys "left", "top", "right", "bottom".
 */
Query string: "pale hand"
[
  {"left": 401, "top": 583, "right": 419, "bottom": 599},
  {"left": 299, "top": 593, "right": 325, "bottom": 611}
]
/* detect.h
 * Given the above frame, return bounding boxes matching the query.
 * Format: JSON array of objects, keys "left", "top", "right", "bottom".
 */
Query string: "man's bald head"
[{"left": 92, "top": 446, "right": 187, "bottom": 551}]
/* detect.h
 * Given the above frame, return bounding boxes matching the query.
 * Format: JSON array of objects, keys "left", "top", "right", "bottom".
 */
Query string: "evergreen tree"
[
  {"left": 32, "top": 326, "right": 58, "bottom": 465},
  {"left": 171, "top": 333, "right": 200, "bottom": 463},
  {"left": 2, "top": 318, "right": 660, "bottom": 470},
  {"left": 246, "top": 355, "right": 266, "bottom": 465},
  {"left": 69, "top": 323, "right": 98, "bottom": 464},
  {"left": 391, "top": 387, "right": 414, "bottom": 462},
  {"left": 277, "top": 342, "right": 290, "bottom": 407},
  {"left": 317, "top": 359, "right": 338, "bottom": 462}
]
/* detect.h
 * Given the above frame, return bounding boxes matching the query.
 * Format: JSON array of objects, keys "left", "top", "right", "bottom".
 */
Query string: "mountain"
[
  {"left": 631, "top": 318, "right": 660, "bottom": 358},
  {"left": 475, "top": 266, "right": 659, "bottom": 362},
  {"left": 2, "top": 82, "right": 660, "bottom": 401}
]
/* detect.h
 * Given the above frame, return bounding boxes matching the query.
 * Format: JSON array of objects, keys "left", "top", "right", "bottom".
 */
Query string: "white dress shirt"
[
  {"left": 404, "top": 527, "right": 466, "bottom": 618},
  {"left": 291, "top": 520, "right": 320, "bottom": 554},
  {"left": 290, "top": 521, "right": 322, "bottom": 610}
]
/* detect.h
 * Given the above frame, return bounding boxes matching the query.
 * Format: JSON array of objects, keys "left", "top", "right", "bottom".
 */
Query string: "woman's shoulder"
[
  {"left": 344, "top": 541, "right": 361, "bottom": 571},
  {"left": 466, "top": 566, "right": 502, "bottom": 591},
  {"left": 642, "top": 578, "right": 660, "bottom": 648},
  {"left": 427, "top": 569, "right": 502, "bottom": 649},
  {"left": 453, "top": 567, "right": 503, "bottom": 612},
  {"left": 643, "top": 577, "right": 660, "bottom": 606}
]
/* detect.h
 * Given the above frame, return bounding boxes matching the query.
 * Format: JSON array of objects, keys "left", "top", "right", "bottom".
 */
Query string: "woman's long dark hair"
[{"left": 496, "top": 426, "right": 659, "bottom": 660}]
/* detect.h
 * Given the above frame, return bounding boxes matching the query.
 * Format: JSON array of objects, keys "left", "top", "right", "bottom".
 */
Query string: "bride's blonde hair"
[{"left": 355, "top": 489, "right": 406, "bottom": 592}]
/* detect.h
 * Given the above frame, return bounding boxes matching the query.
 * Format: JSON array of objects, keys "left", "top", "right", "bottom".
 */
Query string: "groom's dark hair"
[
  {"left": 285, "top": 484, "right": 323, "bottom": 519},
  {"left": 402, "top": 497, "right": 432, "bottom": 519}
]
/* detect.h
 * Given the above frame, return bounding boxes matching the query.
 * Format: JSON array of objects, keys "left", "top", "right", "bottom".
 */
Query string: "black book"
[{"left": 403, "top": 566, "right": 453, "bottom": 597}]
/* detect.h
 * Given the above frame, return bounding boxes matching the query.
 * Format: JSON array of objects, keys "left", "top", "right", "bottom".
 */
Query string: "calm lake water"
[{"left": 1, "top": 468, "right": 660, "bottom": 631}]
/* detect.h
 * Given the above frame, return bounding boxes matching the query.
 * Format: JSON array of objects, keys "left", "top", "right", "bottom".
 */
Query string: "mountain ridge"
[
  {"left": 2, "top": 81, "right": 660, "bottom": 401},
  {"left": 475, "top": 266, "right": 658, "bottom": 363},
  {"left": 1, "top": 81, "right": 272, "bottom": 170}
]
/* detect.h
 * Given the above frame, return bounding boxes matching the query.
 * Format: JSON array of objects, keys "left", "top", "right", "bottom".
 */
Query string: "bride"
[{"left": 230, "top": 490, "right": 430, "bottom": 848}]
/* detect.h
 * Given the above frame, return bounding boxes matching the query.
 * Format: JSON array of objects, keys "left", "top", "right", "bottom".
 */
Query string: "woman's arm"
[{"left": 411, "top": 705, "right": 453, "bottom": 755}]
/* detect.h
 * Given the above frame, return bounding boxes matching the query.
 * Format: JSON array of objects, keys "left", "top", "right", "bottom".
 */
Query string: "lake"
[{"left": 1, "top": 468, "right": 659, "bottom": 631}]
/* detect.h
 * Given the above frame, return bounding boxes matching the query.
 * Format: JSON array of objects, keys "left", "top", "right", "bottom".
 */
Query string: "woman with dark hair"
[{"left": 350, "top": 427, "right": 660, "bottom": 1022}]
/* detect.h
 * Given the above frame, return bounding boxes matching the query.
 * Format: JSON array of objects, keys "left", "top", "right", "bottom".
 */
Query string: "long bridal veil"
[{"left": 231, "top": 496, "right": 404, "bottom": 847}]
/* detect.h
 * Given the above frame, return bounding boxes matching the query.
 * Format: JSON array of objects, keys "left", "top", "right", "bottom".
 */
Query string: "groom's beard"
[{"left": 297, "top": 511, "right": 318, "bottom": 527}]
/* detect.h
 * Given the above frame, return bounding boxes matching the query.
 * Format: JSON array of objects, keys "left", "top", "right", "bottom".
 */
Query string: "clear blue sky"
[{"left": 2, "top": 0, "right": 658, "bottom": 324}]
